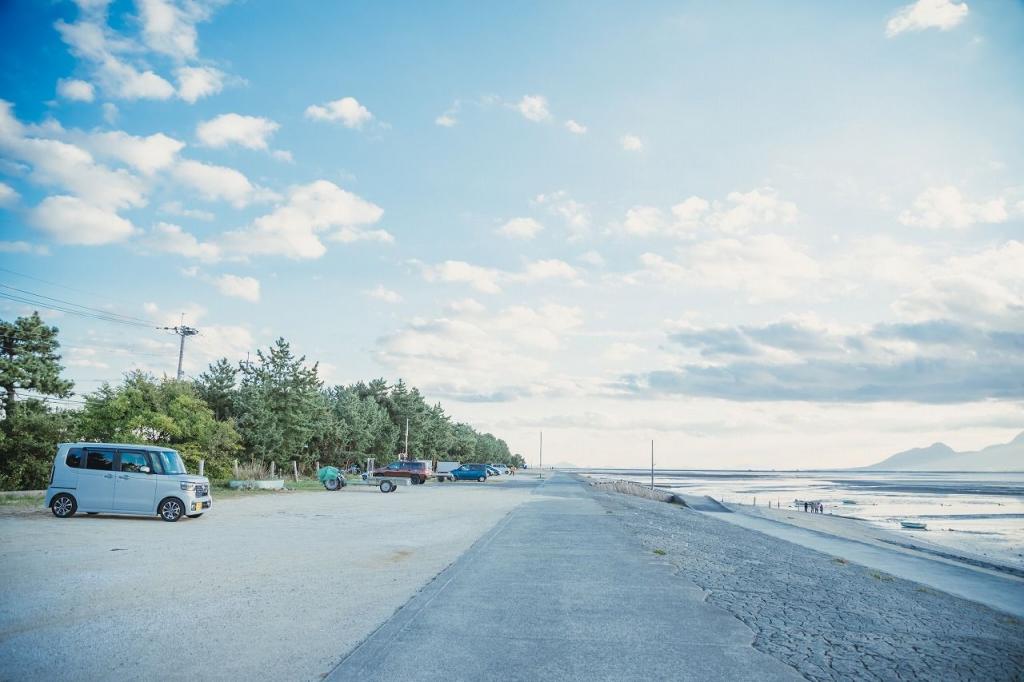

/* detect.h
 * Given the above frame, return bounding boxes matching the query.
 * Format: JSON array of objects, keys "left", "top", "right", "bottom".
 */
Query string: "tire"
[
  {"left": 478, "top": 476, "right": 486, "bottom": 482},
  {"left": 186, "top": 513, "right": 203, "bottom": 519},
  {"left": 158, "top": 497, "right": 184, "bottom": 522},
  {"left": 417, "top": 475, "right": 425, "bottom": 485},
  {"left": 51, "top": 493, "right": 77, "bottom": 518},
  {"left": 380, "top": 480, "right": 395, "bottom": 493},
  {"left": 324, "top": 477, "right": 342, "bottom": 491}
]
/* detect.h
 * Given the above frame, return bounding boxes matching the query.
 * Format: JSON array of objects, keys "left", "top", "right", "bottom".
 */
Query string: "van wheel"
[
  {"left": 51, "top": 493, "right": 77, "bottom": 518},
  {"left": 478, "top": 476, "right": 486, "bottom": 482},
  {"left": 158, "top": 497, "right": 184, "bottom": 522}
]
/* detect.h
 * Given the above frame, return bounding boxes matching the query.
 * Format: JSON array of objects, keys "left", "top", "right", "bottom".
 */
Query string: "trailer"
[{"left": 318, "top": 458, "right": 411, "bottom": 493}]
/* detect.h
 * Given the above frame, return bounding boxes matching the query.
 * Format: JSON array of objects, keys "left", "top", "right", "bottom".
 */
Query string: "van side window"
[
  {"left": 148, "top": 452, "right": 164, "bottom": 474},
  {"left": 85, "top": 450, "right": 115, "bottom": 471},
  {"left": 65, "top": 448, "right": 83, "bottom": 468},
  {"left": 118, "top": 451, "right": 149, "bottom": 473}
]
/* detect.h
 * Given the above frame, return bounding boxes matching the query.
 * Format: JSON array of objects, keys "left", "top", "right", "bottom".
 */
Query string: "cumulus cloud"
[
  {"left": 898, "top": 185, "right": 1007, "bottom": 229},
  {"left": 417, "top": 258, "right": 580, "bottom": 293},
  {"left": 435, "top": 114, "right": 457, "bottom": 127},
  {"left": 171, "top": 159, "right": 269, "bottom": 208},
  {"left": 56, "top": 78, "right": 95, "bottom": 102},
  {"left": 620, "top": 134, "right": 643, "bottom": 151},
  {"left": 564, "top": 119, "right": 587, "bottom": 134},
  {"left": 221, "top": 180, "right": 387, "bottom": 259},
  {"left": 305, "top": 97, "right": 373, "bottom": 128},
  {"left": 620, "top": 187, "right": 798, "bottom": 237},
  {"left": 214, "top": 274, "right": 260, "bottom": 302},
  {"left": 196, "top": 113, "right": 279, "bottom": 150},
  {"left": 54, "top": 1, "right": 230, "bottom": 102},
  {"left": 887, "top": 0, "right": 969, "bottom": 37},
  {"left": 623, "top": 205, "right": 667, "bottom": 236},
  {"left": 366, "top": 285, "right": 402, "bottom": 303},
  {"left": 0, "top": 241, "right": 49, "bottom": 255},
  {"left": 516, "top": 95, "right": 550, "bottom": 122},
  {"left": 78, "top": 130, "right": 184, "bottom": 174},
  {"left": 373, "top": 302, "right": 583, "bottom": 401},
  {"left": 144, "top": 222, "right": 221, "bottom": 262},
  {"left": 31, "top": 195, "right": 136, "bottom": 245},
  {"left": 498, "top": 217, "right": 543, "bottom": 239},
  {"left": 638, "top": 234, "right": 822, "bottom": 302},
  {"left": 0, "top": 181, "right": 18, "bottom": 207},
  {"left": 533, "top": 190, "right": 590, "bottom": 239}
]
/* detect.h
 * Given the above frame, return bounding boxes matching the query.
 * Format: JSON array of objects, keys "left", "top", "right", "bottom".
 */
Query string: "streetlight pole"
[{"left": 650, "top": 440, "right": 654, "bottom": 490}]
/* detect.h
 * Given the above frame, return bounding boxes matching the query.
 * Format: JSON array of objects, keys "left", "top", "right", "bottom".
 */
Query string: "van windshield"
[{"left": 154, "top": 450, "right": 187, "bottom": 475}]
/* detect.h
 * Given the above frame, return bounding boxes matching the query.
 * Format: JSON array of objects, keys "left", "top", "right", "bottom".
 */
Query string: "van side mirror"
[{"left": 140, "top": 466, "right": 151, "bottom": 474}]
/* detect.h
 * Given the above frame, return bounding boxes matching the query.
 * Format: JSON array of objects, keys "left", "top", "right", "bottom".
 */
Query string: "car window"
[
  {"left": 65, "top": 447, "right": 83, "bottom": 468},
  {"left": 85, "top": 449, "right": 115, "bottom": 471},
  {"left": 118, "top": 450, "right": 149, "bottom": 473},
  {"left": 387, "top": 462, "right": 401, "bottom": 470}
]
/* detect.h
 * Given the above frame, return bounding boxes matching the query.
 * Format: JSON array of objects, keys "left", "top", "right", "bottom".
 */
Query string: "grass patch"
[
  {"left": 210, "top": 478, "right": 325, "bottom": 499},
  {"left": 653, "top": 548, "right": 667, "bottom": 556},
  {"left": 832, "top": 557, "right": 849, "bottom": 565},
  {"left": 870, "top": 571, "right": 895, "bottom": 582},
  {"left": 0, "top": 493, "right": 44, "bottom": 508}
]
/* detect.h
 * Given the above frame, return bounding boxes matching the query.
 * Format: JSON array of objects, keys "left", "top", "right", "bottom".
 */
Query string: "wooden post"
[
  {"left": 293, "top": 460, "right": 299, "bottom": 482},
  {"left": 270, "top": 461, "right": 276, "bottom": 477},
  {"left": 199, "top": 459, "right": 205, "bottom": 476},
  {"left": 233, "top": 459, "right": 239, "bottom": 478},
  {"left": 315, "top": 461, "right": 320, "bottom": 474}
]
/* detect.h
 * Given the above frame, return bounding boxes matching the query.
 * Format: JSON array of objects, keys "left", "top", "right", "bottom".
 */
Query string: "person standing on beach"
[{"left": 803, "top": 502, "right": 808, "bottom": 512}]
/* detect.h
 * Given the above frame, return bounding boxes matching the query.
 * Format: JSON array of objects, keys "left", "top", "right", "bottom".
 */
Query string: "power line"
[
  {"left": 0, "top": 266, "right": 144, "bottom": 310},
  {"left": 0, "top": 287, "right": 157, "bottom": 329}
]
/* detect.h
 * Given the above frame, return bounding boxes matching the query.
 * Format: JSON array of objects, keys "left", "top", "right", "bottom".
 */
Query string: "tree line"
[{"left": 0, "top": 312, "right": 524, "bottom": 489}]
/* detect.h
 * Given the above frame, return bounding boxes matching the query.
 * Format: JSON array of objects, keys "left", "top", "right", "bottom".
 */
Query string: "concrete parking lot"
[{"left": 0, "top": 477, "right": 539, "bottom": 681}]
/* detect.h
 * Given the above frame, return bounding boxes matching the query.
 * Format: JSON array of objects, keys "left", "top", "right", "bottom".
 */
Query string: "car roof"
[{"left": 59, "top": 442, "right": 176, "bottom": 451}]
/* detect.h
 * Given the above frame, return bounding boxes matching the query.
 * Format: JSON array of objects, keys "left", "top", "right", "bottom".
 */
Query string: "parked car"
[
  {"left": 373, "top": 459, "right": 431, "bottom": 484},
  {"left": 450, "top": 463, "right": 490, "bottom": 482},
  {"left": 45, "top": 442, "right": 211, "bottom": 522},
  {"left": 490, "top": 464, "right": 510, "bottom": 475},
  {"left": 435, "top": 461, "right": 461, "bottom": 482},
  {"left": 485, "top": 465, "right": 500, "bottom": 476}
]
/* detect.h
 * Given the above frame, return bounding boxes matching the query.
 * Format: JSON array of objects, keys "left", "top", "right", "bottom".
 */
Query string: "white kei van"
[{"left": 45, "top": 443, "right": 212, "bottom": 522}]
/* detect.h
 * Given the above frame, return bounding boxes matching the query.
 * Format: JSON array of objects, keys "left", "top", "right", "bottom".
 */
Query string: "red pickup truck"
[{"left": 372, "top": 460, "right": 431, "bottom": 485}]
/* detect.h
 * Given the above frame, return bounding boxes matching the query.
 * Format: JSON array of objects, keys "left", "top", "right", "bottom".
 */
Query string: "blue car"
[{"left": 451, "top": 463, "right": 490, "bottom": 482}]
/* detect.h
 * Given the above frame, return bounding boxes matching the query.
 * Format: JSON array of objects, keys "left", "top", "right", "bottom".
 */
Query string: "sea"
[{"left": 576, "top": 469, "right": 1024, "bottom": 570}]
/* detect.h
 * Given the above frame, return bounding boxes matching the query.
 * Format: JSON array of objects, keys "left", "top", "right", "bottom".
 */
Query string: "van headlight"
[{"left": 180, "top": 482, "right": 197, "bottom": 491}]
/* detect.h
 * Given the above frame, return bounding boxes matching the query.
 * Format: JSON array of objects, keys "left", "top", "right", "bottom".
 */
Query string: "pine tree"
[{"left": 0, "top": 312, "right": 74, "bottom": 423}]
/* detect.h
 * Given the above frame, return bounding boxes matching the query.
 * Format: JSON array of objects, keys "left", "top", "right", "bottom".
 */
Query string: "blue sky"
[{"left": 1, "top": 0, "right": 1022, "bottom": 467}]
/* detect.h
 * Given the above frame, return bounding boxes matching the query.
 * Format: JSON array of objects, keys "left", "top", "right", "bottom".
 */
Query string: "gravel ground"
[
  {"left": 593, "top": 488, "right": 1024, "bottom": 682},
  {"left": 0, "top": 479, "right": 536, "bottom": 681}
]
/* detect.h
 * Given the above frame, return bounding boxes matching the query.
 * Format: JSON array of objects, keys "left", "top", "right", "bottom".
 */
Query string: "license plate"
[{"left": 193, "top": 502, "right": 202, "bottom": 511}]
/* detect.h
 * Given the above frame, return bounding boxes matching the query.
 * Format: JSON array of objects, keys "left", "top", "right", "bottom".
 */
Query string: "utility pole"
[
  {"left": 403, "top": 418, "right": 409, "bottom": 460},
  {"left": 162, "top": 315, "right": 199, "bottom": 380},
  {"left": 539, "top": 431, "right": 543, "bottom": 470},
  {"left": 651, "top": 440, "right": 655, "bottom": 490}
]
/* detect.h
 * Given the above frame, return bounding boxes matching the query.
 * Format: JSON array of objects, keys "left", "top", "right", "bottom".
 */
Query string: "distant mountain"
[{"left": 864, "top": 431, "right": 1024, "bottom": 471}]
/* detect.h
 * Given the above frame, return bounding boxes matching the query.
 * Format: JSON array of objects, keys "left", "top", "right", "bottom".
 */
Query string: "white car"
[
  {"left": 489, "top": 464, "right": 510, "bottom": 475},
  {"left": 45, "top": 442, "right": 212, "bottom": 522}
]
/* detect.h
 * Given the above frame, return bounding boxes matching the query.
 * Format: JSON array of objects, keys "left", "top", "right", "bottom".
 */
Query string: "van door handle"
[
  {"left": 118, "top": 475, "right": 130, "bottom": 480},
  {"left": 104, "top": 474, "right": 113, "bottom": 479}
]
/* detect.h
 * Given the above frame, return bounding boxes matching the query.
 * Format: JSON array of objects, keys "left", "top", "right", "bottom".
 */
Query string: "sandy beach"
[{"left": 0, "top": 478, "right": 537, "bottom": 681}]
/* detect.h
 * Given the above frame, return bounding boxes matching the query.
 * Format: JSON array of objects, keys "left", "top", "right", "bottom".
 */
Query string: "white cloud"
[
  {"left": 887, "top": 0, "right": 969, "bottom": 37},
  {"left": 420, "top": 260, "right": 503, "bottom": 294},
  {"left": 639, "top": 234, "right": 822, "bottom": 302},
  {"left": 564, "top": 119, "right": 587, "bottom": 134},
  {"left": 623, "top": 205, "right": 666, "bottom": 236},
  {"left": 31, "top": 195, "right": 136, "bottom": 245},
  {"left": 80, "top": 130, "right": 184, "bottom": 174},
  {"left": 172, "top": 159, "right": 267, "bottom": 208},
  {"left": 670, "top": 196, "right": 711, "bottom": 230},
  {"left": 0, "top": 241, "right": 49, "bottom": 255},
  {"left": 516, "top": 95, "right": 550, "bottom": 122},
  {"left": 447, "top": 298, "right": 486, "bottom": 315},
  {"left": 533, "top": 190, "right": 590, "bottom": 239},
  {"left": 175, "top": 65, "right": 225, "bottom": 103},
  {"left": 621, "top": 134, "right": 643, "bottom": 151},
  {"left": 0, "top": 181, "right": 18, "bottom": 206},
  {"left": 137, "top": 0, "right": 211, "bottom": 60},
  {"left": 57, "top": 78, "right": 95, "bottom": 102},
  {"left": 435, "top": 114, "right": 457, "bottom": 127},
  {"left": 102, "top": 102, "right": 118, "bottom": 124},
  {"left": 579, "top": 250, "right": 605, "bottom": 267},
  {"left": 498, "top": 217, "right": 544, "bottom": 239},
  {"left": 214, "top": 274, "right": 261, "bottom": 302},
  {"left": 366, "top": 285, "right": 402, "bottom": 303},
  {"left": 146, "top": 222, "right": 221, "bottom": 262},
  {"left": 517, "top": 259, "right": 580, "bottom": 284},
  {"left": 271, "top": 150, "right": 294, "bottom": 163},
  {"left": 898, "top": 186, "right": 1007, "bottom": 229},
  {"left": 221, "top": 180, "right": 386, "bottom": 259},
  {"left": 196, "top": 113, "right": 279, "bottom": 150},
  {"left": 305, "top": 97, "right": 373, "bottom": 128},
  {"left": 160, "top": 200, "right": 213, "bottom": 221}
]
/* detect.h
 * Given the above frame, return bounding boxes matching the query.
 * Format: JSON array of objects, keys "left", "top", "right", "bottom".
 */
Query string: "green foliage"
[
  {"left": 195, "top": 357, "right": 237, "bottom": 421},
  {"left": 77, "top": 372, "right": 241, "bottom": 478},
  {"left": 0, "top": 312, "right": 73, "bottom": 421},
  {"left": 0, "top": 399, "right": 78, "bottom": 489}
]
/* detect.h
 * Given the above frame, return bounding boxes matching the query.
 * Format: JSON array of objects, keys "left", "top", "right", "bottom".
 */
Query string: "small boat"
[{"left": 900, "top": 520, "right": 927, "bottom": 530}]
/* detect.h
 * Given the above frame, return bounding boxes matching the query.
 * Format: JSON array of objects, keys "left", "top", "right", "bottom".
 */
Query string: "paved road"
[
  {"left": 712, "top": 509, "right": 1024, "bottom": 618},
  {"left": 328, "top": 473, "right": 800, "bottom": 681}
]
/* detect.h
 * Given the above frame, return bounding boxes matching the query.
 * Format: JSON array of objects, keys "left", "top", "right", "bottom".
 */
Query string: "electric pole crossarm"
[{"left": 161, "top": 324, "right": 199, "bottom": 379}]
